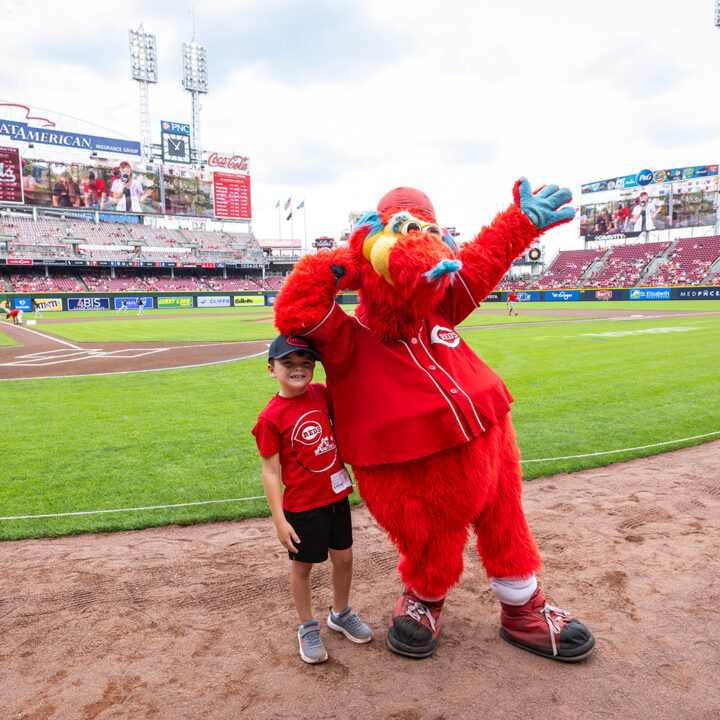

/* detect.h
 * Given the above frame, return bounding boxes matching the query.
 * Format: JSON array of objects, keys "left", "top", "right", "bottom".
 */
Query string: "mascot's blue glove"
[{"left": 513, "top": 178, "right": 575, "bottom": 231}]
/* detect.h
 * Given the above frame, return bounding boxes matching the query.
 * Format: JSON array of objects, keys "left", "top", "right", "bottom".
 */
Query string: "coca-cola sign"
[{"left": 207, "top": 152, "right": 249, "bottom": 173}]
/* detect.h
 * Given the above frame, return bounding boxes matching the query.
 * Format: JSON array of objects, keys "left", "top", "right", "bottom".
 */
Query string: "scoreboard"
[{"left": 212, "top": 171, "right": 251, "bottom": 220}]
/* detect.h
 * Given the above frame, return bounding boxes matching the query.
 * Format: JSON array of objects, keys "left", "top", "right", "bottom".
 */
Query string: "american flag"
[{"left": 284, "top": 197, "right": 292, "bottom": 210}]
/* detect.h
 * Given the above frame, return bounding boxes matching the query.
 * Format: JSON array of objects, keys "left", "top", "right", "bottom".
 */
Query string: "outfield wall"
[{"left": 1, "top": 286, "right": 719, "bottom": 311}]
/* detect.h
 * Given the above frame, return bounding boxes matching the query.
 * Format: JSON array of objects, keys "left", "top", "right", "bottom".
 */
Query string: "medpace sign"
[{"left": 0, "top": 118, "right": 141, "bottom": 156}]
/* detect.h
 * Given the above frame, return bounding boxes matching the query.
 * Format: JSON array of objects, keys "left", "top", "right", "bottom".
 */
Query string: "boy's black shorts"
[{"left": 283, "top": 496, "right": 352, "bottom": 563}]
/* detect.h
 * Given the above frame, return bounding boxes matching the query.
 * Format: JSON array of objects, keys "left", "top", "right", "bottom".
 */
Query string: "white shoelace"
[
  {"left": 404, "top": 600, "right": 436, "bottom": 632},
  {"left": 538, "top": 603, "right": 570, "bottom": 656}
]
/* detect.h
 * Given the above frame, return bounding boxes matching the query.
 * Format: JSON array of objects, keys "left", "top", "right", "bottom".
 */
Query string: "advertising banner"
[
  {"left": 484, "top": 292, "right": 501, "bottom": 302},
  {"left": 265, "top": 294, "right": 277, "bottom": 306},
  {"left": 13, "top": 297, "right": 31, "bottom": 310},
  {"left": 580, "top": 165, "right": 718, "bottom": 237},
  {"left": 0, "top": 117, "right": 140, "bottom": 155},
  {"left": 68, "top": 297, "right": 110, "bottom": 311},
  {"left": 158, "top": 296, "right": 193, "bottom": 308},
  {"left": 545, "top": 289, "right": 580, "bottom": 301},
  {"left": 0, "top": 145, "right": 23, "bottom": 203},
  {"left": 114, "top": 297, "right": 154, "bottom": 310},
  {"left": 516, "top": 291, "right": 540, "bottom": 302},
  {"left": 233, "top": 295, "right": 264, "bottom": 306},
  {"left": 35, "top": 298, "right": 62, "bottom": 312},
  {"left": 213, "top": 171, "right": 251, "bottom": 219},
  {"left": 7, "top": 258, "right": 32, "bottom": 265},
  {"left": 591, "top": 289, "right": 621, "bottom": 301},
  {"left": 207, "top": 152, "right": 249, "bottom": 173},
  {"left": 629, "top": 288, "right": 671, "bottom": 300},
  {"left": 676, "top": 287, "right": 720, "bottom": 299},
  {"left": 198, "top": 295, "right": 231, "bottom": 308}
]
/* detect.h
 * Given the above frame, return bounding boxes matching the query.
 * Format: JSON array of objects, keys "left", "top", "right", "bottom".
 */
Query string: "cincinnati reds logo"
[
  {"left": 286, "top": 336, "right": 309, "bottom": 348},
  {"left": 430, "top": 325, "right": 460, "bottom": 348},
  {"left": 290, "top": 410, "right": 338, "bottom": 473}
]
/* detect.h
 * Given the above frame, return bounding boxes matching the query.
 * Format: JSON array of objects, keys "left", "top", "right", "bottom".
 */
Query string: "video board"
[
  {"left": 580, "top": 165, "right": 718, "bottom": 238},
  {"left": 11, "top": 153, "right": 251, "bottom": 220}
]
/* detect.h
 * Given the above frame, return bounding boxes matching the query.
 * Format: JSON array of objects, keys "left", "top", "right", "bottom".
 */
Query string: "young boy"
[{"left": 252, "top": 335, "right": 373, "bottom": 664}]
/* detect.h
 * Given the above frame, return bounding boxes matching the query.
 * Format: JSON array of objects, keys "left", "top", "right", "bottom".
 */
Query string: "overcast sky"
[{"left": 2, "top": 0, "right": 720, "bottom": 258}]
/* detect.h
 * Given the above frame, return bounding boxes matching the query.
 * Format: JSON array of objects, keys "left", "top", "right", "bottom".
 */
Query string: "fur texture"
[{"left": 274, "top": 182, "right": 570, "bottom": 599}]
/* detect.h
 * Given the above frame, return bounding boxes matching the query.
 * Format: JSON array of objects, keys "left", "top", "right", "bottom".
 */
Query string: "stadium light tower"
[
  {"left": 715, "top": 0, "right": 720, "bottom": 27},
  {"left": 182, "top": 40, "right": 208, "bottom": 168},
  {"left": 129, "top": 25, "right": 158, "bottom": 163}
]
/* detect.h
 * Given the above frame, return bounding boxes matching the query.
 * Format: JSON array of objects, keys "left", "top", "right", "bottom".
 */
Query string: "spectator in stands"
[
  {"left": 111, "top": 162, "right": 152, "bottom": 213},
  {"left": 51, "top": 172, "right": 72, "bottom": 208},
  {"left": 83, "top": 171, "right": 108, "bottom": 210}
]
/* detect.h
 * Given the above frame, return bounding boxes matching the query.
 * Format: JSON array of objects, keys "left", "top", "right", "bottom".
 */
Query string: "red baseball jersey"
[
  {"left": 302, "top": 271, "right": 513, "bottom": 466},
  {"left": 252, "top": 383, "right": 353, "bottom": 512},
  {"left": 509, "top": 292, "right": 518, "bottom": 302}
]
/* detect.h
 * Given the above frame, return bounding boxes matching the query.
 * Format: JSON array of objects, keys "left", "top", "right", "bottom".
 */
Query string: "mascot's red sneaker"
[
  {"left": 499, "top": 587, "right": 595, "bottom": 662},
  {"left": 386, "top": 589, "right": 445, "bottom": 658}
]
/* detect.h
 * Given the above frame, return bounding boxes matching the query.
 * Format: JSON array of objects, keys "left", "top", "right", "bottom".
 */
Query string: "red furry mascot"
[{"left": 274, "top": 179, "right": 595, "bottom": 661}]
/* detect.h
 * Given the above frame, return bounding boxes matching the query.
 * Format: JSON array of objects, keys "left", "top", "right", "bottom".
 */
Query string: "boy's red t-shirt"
[{"left": 252, "top": 383, "right": 353, "bottom": 512}]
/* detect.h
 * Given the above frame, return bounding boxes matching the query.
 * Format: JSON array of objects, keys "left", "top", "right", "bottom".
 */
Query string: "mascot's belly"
[{"left": 353, "top": 413, "right": 519, "bottom": 532}]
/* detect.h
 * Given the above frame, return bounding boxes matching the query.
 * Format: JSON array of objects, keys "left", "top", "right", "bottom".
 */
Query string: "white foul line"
[
  {"left": 1, "top": 431, "right": 717, "bottom": 521},
  {"left": 10, "top": 324, "right": 82, "bottom": 349},
  {"left": 0, "top": 347, "right": 269, "bottom": 381}
]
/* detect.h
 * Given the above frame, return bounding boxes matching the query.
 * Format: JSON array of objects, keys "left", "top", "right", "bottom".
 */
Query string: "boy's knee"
[{"left": 330, "top": 548, "right": 353, "bottom": 571}]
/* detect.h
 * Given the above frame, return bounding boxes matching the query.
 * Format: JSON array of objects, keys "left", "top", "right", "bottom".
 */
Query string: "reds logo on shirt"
[
  {"left": 291, "top": 411, "right": 338, "bottom": 473},
  {"left": 430, "top": 325, "right": 461, "bottom": 348}
]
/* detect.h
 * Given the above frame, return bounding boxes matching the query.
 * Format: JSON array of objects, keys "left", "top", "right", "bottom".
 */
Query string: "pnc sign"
[{"left": 161, "top": 120, "right": 190, "bottom": 136}]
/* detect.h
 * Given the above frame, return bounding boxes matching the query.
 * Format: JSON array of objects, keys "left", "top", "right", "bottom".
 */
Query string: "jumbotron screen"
[
  {"left": 13, "top": 153, "right": 250, "bottom": 220},
  {"left": 579, "top": 165, "right": 718, "bottom": 238}
]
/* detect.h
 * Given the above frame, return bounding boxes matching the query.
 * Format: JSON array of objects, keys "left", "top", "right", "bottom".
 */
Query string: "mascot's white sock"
[{"left": 490, "top": 575, "right": 537, "bottom": 606}]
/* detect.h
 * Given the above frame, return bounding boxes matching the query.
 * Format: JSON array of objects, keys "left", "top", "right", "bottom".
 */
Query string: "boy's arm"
[{"left": 261, "top": 454, "right": 301, "bottom": 553}]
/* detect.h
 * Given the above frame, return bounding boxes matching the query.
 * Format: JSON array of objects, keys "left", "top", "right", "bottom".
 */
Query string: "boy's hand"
[{"left": 276, "top": 519, "right": 301, "bottom": 553}]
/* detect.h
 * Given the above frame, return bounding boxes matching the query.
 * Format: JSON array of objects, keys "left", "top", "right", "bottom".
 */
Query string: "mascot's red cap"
[{"left": 377, "top": 187, "right": 436, "bottom": 223}]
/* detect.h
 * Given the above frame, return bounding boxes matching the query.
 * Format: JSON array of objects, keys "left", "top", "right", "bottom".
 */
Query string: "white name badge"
[{"left": 331, "top": 468, "right": 352, "bottom": 494}]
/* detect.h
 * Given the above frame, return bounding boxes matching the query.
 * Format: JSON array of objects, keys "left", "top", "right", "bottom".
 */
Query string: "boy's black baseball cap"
[{"left": 268, "top": 334, "right": 320, "bottom": 361}]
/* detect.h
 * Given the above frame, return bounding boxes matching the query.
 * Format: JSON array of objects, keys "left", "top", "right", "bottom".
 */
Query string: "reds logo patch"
[
  {"left": 290, "top": 411, "right": 338, "bottom": 473},
  {"left": 430, "top": 325, "right": 460, "bottom": 348}
]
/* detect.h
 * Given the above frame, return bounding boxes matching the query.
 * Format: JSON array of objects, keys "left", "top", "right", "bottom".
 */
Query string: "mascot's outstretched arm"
[
  {"left": 274, "top": 246, "right": 361, "bottom": 336},
  {"left": 457, "top": 178, "right": 575, "bottom": 302}
]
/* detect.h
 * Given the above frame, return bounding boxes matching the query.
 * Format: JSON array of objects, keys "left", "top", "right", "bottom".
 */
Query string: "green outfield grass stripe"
[{"left": 3, "top": 431, "right": 718, "bottom": 522}]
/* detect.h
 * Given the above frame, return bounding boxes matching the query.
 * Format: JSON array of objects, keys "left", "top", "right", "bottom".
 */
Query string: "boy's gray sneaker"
[
  {"left": 298, "top": 620, "right": 328, "bottom": 664},
  {"left": 327, "top": 606, "right": 374, "bottom": 643}
]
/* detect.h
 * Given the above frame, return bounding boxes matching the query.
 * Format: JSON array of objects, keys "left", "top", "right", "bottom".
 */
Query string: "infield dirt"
[{"left": 1, "top": 440, "right": 718, "bottom": 720}]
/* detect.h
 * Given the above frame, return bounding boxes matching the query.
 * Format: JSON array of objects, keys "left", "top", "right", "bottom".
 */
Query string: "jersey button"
[
  {"left": 410, "top": 338, "right": 418, "bottom": 345},
  {"left": 449, "top": 388, "right": 458, "bottom": 394},
  {"left": 428, "top": 364, "right": 437, "bottom": 371}
]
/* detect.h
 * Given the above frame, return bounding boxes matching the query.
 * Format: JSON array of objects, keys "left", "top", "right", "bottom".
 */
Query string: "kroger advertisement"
[{"left": 579, "top": 165, "right": 718, "bottom": 237}]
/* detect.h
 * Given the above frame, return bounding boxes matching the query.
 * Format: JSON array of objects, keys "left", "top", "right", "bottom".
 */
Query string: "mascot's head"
[{"left": 348, "top": 187, "right": 462, "bottom": 341}]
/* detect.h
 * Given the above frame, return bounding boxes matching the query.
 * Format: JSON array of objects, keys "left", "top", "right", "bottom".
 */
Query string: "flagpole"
[
  {"left": 303, "top": 202, "right": 307, "bottom": 251},
  {"left": 277, "top": 201, "right": 282, "bottom": 241}
]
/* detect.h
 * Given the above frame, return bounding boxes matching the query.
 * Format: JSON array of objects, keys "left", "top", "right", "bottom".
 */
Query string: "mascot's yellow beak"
[{"left": 363, "top": 228, "right": 397, "bottom": 285}]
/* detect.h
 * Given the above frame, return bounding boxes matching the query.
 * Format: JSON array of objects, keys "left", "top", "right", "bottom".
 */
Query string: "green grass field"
[{"left": 0, "top": 300, "right": 718, "bottom": 541}]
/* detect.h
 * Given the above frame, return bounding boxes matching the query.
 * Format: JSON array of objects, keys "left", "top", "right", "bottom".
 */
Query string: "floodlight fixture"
[
  {"left": 129, "top": 27, "right": 158, "bottom": 83},
  {"left": 715, "top": 0, "right": 720, "bottom": 27},
  {"left": 182, "top": 42, "right": 209, "bottom": 93}
]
